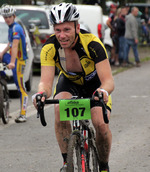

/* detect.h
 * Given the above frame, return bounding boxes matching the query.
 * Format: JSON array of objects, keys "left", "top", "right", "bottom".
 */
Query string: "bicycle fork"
[
  {"left": 73, "top": 120, "right": 89, "bottom": 172},
  {"left": 81, "top": 126, "right": 89, "bottom": 172}
]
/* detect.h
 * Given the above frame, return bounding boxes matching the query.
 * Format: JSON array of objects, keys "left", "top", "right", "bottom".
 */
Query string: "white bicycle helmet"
[
  {"left": 50, "top": 3, "right": 80, "bottom": 25},
  {"left": 1, "top": 4, "right": 16, "bottom": 17}
]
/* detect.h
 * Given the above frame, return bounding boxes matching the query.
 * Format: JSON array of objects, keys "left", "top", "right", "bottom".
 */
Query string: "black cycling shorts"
[{"left": 53, "top": 73, "right": 112, "bottom": 112}]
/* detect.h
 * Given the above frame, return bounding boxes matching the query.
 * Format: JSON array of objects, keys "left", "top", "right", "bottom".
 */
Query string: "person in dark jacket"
[{"left": 116, "top": 6, "right": 127, "bottom": 65}]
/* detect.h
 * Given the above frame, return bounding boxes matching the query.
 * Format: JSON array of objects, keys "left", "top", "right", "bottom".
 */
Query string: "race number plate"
[{"left": 59, "top": 99, "right": 91, "bottom": 121}]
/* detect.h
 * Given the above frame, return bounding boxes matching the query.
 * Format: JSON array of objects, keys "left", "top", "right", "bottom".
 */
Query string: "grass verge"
[{"left": 112, "top": 56, "right": 150, "bottom": 76}]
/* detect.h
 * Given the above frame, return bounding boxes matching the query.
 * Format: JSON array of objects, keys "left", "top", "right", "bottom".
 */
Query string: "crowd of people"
[{"left": 106, "top": 4, "right": 143, "bottom": 67}]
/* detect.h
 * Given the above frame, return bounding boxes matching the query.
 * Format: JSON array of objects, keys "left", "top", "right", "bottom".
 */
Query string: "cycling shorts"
[{"left": 54, "top": 73, "right": 112, "bottom": 112}]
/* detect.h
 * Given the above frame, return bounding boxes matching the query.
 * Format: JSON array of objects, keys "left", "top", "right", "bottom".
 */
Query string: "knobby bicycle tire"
[
  {"left": 87, "top": 127, "right": 99, "bottom": 172},
  {"left": 0, "top": 84, "right": 4, "bottom": 119},
  {"left": 88, "top": 140, "right": 99, "bottom": 172},
  {"left": 2, "top": 84, "right": 9, "bottom": 124},
  {"left": 67, "top": 133, "right": 82, "bottom": 172}
]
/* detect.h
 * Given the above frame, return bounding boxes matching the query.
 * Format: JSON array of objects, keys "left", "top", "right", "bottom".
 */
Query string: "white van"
[{"left": 75, "top": 4, "right": 104, "bottom": 40}]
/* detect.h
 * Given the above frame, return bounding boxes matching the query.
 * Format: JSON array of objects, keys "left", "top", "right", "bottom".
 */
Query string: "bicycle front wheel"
[
  {"left": 0, "top": 84, "right": 4, "bottom": 119},
  {"left": 88, "top": 141, "right": 99, "bottom": 172},
  {"left": 87, "top": 127, "right": 99, "bottom": 172},
  {"left": 0, "top": 84, "right": 9, "bottom": 124},
  {"left": 67, "top": 132, "right": 82, "bottom": 172}
]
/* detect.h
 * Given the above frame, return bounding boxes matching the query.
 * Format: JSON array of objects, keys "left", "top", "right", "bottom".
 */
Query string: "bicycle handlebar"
[
  {"left": 0, "top": 63, "right": 7, "bottom": 72},
  {"left": 36, "top": 92, "right": 109, "bottom": 127},
  {"left": 36, "top": 94, "right": 47, "bottom": 126}
]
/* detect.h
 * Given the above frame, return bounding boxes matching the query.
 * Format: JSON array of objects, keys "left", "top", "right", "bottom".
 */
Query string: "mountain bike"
[
  {"left": 0, "top": 63, "right": 10, "bottom": 124},
  {"left": 36, "top": 91, "right": 109, "bottom": 172}
]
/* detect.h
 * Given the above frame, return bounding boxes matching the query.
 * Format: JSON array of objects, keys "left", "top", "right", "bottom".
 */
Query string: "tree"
[
  {"left": 63, "top": 0, "right": 78, "bottom": 3},
  {"left": 21, "top": 0, "right": 31, "bottom": 4},
  {"left": 82, "top": 0, "right": 99, "bottom": 4},
  {"left": 44, "top": 0, "right": 55, "bottom": 4}
]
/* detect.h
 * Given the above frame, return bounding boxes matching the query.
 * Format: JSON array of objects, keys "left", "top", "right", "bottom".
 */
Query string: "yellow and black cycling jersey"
[{"left": 40, "top": 29, "right": 108, "bottom": 85}]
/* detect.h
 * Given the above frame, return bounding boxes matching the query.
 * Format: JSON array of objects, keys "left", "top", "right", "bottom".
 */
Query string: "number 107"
[{"left": 64, "top": 107, "right": 85, "bottom": 118}]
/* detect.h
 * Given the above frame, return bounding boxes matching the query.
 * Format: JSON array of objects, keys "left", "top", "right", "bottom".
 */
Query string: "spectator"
[
  {"left": 125, "top": 4, "right": 130, "bottom": 15},
  {"left": 140, "top": 19, "right": 149, "bottom": 44},
  {"left": 116, "top": 6, "right": 127, "bottom": 65},
  {"left": 124, "top": 7, "right": 141, "bottom": 67},
  {"left": 106, "top": 4, "right": 117, "bottom": 65},
  {"left": 112, "top": 7, "right": 122, "bottom": 66},
  {"left": 0, "top": 4, "right": 28, "bottom": 122},
  {"left": 141, "top": 7, "right": 149, "bottom": 24},
  {"left": 141, "top": 7, "right": 150, "bottom": 44}
]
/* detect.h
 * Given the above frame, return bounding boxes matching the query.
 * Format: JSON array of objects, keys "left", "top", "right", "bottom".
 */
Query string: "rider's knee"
[
  {"left": 54, "top": 104, "right": 60, "bottom": 122},
  {"left": 95, "top": 123, "right": 110, "bottom": 139}
]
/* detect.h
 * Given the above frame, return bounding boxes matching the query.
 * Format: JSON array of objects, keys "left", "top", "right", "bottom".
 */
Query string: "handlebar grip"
[
  {"left": 101, "top": 102, "right": 109, "bottom": 124},
  {"left": 93, "top": 91, "right": 109, "bottom": 124},
  {"left": 39, "top": 108, "right": 47, "bottom": 127},
  {"left": 36, "top": 94, "right": 47, "bottom": 127}
]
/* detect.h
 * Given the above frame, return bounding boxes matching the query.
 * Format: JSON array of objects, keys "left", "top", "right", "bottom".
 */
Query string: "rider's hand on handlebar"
[
  {"left": 93, "top": 88, "right": 109, "bottom": 104},
  {"left": 7, "top": 62, "right": 15, "bottom": 69},
  {"left": 32, "top": 92, "right": 47, "bottom": 109}
]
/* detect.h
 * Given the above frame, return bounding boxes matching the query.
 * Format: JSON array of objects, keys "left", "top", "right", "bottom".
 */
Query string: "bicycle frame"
[{"left": 36, "top": 93, "right": 108, "bottom": 172}]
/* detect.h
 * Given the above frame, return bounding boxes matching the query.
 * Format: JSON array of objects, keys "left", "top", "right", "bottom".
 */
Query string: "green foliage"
[
  {"left": 0, "top": 0, "right": 21, "bottom": 6},
  {"left": 112, "top": 0, "right": 147, "bottom": 5},
  {"left": 61, "top": 0, "right": 77, "bottom": 3}
]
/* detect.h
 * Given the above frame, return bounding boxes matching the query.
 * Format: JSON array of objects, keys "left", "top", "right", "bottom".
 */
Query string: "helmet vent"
[
  {"left": 64, "top": 7, "right": 71, "bottom": 21},
  {"left": 50, "top": 12, "right": 56, "bottom": 24},
  {"left": 58, "top": 10, "right": 61, "bottom": 20},
  {"left": 74, "top": 13, "right": 79, "bottom": 19}
]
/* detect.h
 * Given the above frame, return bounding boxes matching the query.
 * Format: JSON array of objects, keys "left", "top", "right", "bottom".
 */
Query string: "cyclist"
[
  {"left": 0, "top": 4, "right": 28, "bottom": 123},
  {"left": 33, "top": 3, "right": 114, "bottom": 172}
]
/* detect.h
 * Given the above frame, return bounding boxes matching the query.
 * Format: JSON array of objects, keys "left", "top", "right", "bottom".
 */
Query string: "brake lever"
[
  {"left": 36, "top": 94, "right": 47, "bottom": 127},
  {"left": 93, "top": 91, "right": 109, "bottom": 124}
]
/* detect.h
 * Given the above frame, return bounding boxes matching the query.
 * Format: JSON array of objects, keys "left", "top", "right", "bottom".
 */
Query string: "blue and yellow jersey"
[
  {"left": 8, "top": 22, "right": 27, "bottom": 60},
  {"left": 40, "top": 29, "right": 108, "bottom": 85}
]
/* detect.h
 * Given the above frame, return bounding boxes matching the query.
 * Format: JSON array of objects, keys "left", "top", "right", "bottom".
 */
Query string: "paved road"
[
  {"left": 0, "top": 61, "right": 150, "bottom": 172},
  {"left": 110, "top": 61, "right": 150, "bottom": 171}
]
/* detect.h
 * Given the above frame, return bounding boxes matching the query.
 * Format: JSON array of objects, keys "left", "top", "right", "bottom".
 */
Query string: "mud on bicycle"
[
  {"left": 0, "top": 62, "right": 10, "bottom": 124},
  {"left": 36, "top": 91, "right": 109, "bottom": 172}
]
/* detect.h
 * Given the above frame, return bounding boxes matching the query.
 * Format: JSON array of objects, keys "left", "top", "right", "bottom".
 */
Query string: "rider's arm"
[
  {"left": 6, "top": 39, "right": 19, "bottom": 69},
  {"left": 10, "top": 39, "right": 19, "bottom": 63},
  {"left": 38, "top": 65, "right": 55, "bottom": 98},
  {"left": 96, "top": 58, "right": 114, "bottom": 95},
  {"left": 106, "top": 18, "right": 113, "bottom": 31}
]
